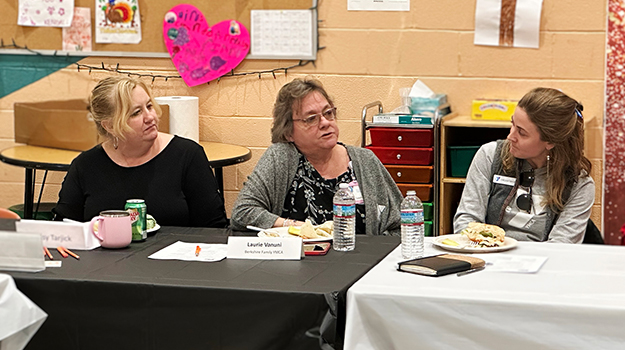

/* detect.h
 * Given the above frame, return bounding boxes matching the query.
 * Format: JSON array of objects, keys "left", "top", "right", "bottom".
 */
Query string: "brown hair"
[
  {"left": 270, "top": 77, "right": 334, "bottom": 143},
  {"left": 501, "top": 87, "right": 592, "bottom": 212},
  {"left": 88, "top": 76, "right": 162, "bottom": 141}
]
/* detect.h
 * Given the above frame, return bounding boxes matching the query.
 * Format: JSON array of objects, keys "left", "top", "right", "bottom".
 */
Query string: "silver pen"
[{"left": 457, "top": 266, "right": 485, "bottom": 277}]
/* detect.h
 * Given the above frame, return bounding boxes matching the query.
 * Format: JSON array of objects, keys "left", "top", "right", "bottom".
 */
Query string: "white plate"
[
  {"left": 257, "top": 227, "right": 332, "bottom": 242},
  {"left": 432, "top": 234, "right": 518, "bottom": 253},
  {"left": 147, "top": 223, "right": 161, "bottom": 233}
]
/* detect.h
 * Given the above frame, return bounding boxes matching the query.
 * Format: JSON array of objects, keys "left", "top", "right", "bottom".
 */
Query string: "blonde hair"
[
  {"left": 501, "top": 87, "right": 591, "bottom": 212},
  {"left": 271, "top": 77, "right": 334, "bottom": 143},
  {"left": 88, "top": 76, "right": 162, "bottom": 142}
]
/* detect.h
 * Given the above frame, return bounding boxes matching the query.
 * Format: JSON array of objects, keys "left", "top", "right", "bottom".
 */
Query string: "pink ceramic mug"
[{"left": 89, "top": 210, "right": 132, "bottom": 249}]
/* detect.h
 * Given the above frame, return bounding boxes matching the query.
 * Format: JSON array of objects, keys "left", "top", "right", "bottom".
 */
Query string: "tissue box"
[
  {"left": 410, "top": 94, "right": 448, "bottom": 115},
  {"left": 14, "top": 100, "right": 169, "bottom": 151},
  {"left": 471, "top": 99, "right": 518, "bottom": 121}
]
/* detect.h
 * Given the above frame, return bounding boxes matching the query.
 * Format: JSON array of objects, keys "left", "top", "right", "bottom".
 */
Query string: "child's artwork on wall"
[
  {"left": 474, "top": 0, "right": 543, "bottom": 48},
  {"left": 18, "top": 0, "right": 75, "bottom": 27},
  {"left": 95, "top": 0, "right": 142, "bottom": 44},
  {"left": 63, "top": 7, "right": 92, "bottom": 51},
  {"left": 163, "top": 4, "right": 250, "bottom": 87}
]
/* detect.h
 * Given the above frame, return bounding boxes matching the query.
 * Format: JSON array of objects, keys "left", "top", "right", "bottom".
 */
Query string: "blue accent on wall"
[{"left": 0, "top": 54, "right": 84, "bottom": 98}]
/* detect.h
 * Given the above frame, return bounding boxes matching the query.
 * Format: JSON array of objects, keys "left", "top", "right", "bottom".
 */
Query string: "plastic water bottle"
[
  {"left": 333, "top": 183, "right": 356, "bottom": 251},
  {"left": 401, "top": 190, "right": 424, "bottom": 259}
]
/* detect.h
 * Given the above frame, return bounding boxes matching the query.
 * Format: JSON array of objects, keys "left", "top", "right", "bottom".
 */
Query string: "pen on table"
[
  {"left": 457, "top": 266, "right": 485, "bottom": 277},
  {"left": 43, "top": 246, "right": 53, "bottom": 260},
  {"left": 195, "top": 245, "right": 201, "bottom": 257},
  {"left": 56, "top": 246, "right": 69, "bottom": 258},
  {"left": 63, "top": 247, "right": 80, "bottom": 260}
]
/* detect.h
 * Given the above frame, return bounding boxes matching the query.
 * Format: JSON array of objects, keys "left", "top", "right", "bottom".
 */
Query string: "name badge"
[
  {"left": 227, "top": 237, "right": 303, "bottom": 260},
  {"left": 492, "top": 175, "right": 516, "bottom": 187},
  {"left": 348, "top": 180, "right": 364, "bottom": 204}
]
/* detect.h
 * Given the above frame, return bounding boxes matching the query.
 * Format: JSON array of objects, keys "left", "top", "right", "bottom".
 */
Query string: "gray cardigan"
[{"left": 230, "top": 142, "right": 403, "bottom": 236}]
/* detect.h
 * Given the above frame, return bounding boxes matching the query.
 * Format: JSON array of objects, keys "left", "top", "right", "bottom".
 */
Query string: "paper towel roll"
[{"left": 154, "top": 96, "right": 199, "bottom": 142}]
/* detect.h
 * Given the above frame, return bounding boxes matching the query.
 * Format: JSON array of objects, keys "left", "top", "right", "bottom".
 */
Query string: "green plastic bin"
[
  {"left": 448, "top": 145, "right": 480, "bottom": 177},
  {"left": 424, "top": 220, "right": 433, "bottom": 237},
  {"left": 9, "top": 203, "right": 55, "bottom": 220},
  {"left": 423, "top": 202, "right": 433, "bottom": 221}
]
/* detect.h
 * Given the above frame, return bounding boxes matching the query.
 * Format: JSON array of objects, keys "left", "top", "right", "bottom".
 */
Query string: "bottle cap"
[
  {"left": 406, "top": 190, "right": 416, "bottom": 196},
  {"left": 339, "top": 183, "right": 349, "bottom": 189}
]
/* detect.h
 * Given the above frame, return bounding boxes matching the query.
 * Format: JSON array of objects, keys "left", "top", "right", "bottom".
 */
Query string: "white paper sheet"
[
  {"left": 250, "top": 10, "right": 313, "bottom": 57},
  {"left": 348, "top": 0, "right": 409, "bottom": 11},
  {"left": 18, "top": 0, "right": 75, "bottom": 27},
  {"left": 474, "top": 0, "right": 543, "bottom": 48},
  {"left": 62, "top": 7, "right": 92, "bottom": 51},
  {"left": 475, "top": 254, "right": 548, "bottom": 273},
  {"left": 148, "top": 241, "right": 227, "bottom": 262},
  {"left": 95, "top": 0, "right": 142, "bottom": 44}
]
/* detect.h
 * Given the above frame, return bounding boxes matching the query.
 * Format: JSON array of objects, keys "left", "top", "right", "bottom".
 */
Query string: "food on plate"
[
  {"left": 287, "top": 219, "right": 334, "bottom": 239},
  {"left": 441, "top": 238, "right": 460, "bottom": 247},
  {"left": 460, "top": 222, "right": 505, "bottom": 247},
  {"left": 146, "top": 214, "right": 157, "bottom": 230}
]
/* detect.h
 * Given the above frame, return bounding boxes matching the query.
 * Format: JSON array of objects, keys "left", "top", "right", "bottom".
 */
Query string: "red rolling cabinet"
[{"left": 361, "top": 101, "right": 449, "bottom": 237}]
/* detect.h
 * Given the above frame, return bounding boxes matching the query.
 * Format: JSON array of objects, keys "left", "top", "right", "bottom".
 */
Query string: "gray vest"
[{"left": 484, "top": 140, "right": 557, "bottom": 241}]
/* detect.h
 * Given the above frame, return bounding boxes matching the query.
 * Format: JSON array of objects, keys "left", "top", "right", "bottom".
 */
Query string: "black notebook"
[{"left": 397, "top": 254, "right": 485, "bottom": 277}]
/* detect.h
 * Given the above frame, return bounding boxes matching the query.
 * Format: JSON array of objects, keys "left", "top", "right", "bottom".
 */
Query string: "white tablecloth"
[
  {"left": 345, "top": 239, "right": 625, "bottom": 350},
  {"left": 0, "top": 274, "right": 47, "bottom": 350}
]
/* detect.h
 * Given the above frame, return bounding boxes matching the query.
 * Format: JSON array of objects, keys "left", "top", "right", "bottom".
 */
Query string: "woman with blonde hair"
[
  {"left": 454, "top": 87, "right": 595, "bottom": 243},
  {"left": 53, "top": 76, "right": 227, "bottom": 228}
]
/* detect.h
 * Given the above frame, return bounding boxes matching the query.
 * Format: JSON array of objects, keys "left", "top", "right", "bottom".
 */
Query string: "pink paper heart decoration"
[{"left": 163, "top": 4, "right": 250, "bottom": 87}]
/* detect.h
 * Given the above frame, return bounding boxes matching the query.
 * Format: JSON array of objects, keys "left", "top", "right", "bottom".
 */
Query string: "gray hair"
[{"left": 271, "top": 78, "right": 334, "bottom": 143}]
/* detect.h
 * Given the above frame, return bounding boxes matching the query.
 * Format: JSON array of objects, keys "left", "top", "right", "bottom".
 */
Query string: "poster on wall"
[
  {"left": 347, "top": 0, "right": 409, "bottom": 11},
  {"left": 162, "top": 4, "right": 250, "bottom": 87},
  {"left": 18, "top": 0, "right": 75, "bottom": 27},
  {"left": 63, "top": 7, "right": 92, "bottom": 51},
  {"left": 474, "top": 0, "right": 543, "bottom": 48},
  {"left": 95, "top": 0, "right": 142, "bottom": 44}
]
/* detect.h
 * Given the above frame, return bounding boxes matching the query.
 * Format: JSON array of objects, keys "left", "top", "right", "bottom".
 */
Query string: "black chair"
[{"left": 583, "top": 219, "right": 604, "bottom": 244}]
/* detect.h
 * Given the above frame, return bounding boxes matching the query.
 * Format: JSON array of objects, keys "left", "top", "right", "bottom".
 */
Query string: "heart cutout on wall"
[{"left": 163, "top": 4, "right": 250, "bottom": 87}]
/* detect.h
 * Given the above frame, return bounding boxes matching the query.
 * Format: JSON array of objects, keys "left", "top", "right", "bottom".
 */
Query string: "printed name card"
[
  {"left": 0, "top": 231, "right": 45, "bottom": 272},
  {"left": 15, "top": 220, "right": 100, "bottom": 250},
  {"left": 227, "top": 237, "right": 303, "bottom": 260}
]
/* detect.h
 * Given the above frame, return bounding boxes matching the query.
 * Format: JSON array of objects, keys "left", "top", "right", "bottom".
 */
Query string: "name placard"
[
  {"left": 227, "top": 237, "right": 303, "bottom": 260},
  {"left": 15, "top": 220, "right": 100, "bottom": 250}
]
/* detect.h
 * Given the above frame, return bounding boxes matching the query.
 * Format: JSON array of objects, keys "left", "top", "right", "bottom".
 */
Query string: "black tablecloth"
[{"left": 8, "top": 226, "right": 399, "bottom": 350}]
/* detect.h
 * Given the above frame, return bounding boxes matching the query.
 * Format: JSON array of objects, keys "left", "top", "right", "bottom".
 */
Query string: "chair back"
[
  {"left": 583, "top": 219, "right": 604, "bottom": 244},
  {"left": 0, "top": 208, "right": 21, "bottom": 219}
]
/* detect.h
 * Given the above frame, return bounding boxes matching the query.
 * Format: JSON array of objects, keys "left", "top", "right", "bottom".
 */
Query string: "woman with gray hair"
[
  {"left": 231, "top": 78, "right": 402, "bottom": 235},
  {"left": 454, "top": 87, "right": 595, "bottom": 243}
]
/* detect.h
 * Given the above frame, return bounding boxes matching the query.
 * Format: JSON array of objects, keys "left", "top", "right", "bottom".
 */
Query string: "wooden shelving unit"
[{"left": 438, "top": 115, "right": 511, "bottom": 235}]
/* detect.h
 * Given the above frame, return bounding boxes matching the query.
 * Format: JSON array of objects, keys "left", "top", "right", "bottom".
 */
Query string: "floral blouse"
[{"left": 281, "top": 146, "right": 366, "bottom": 234}]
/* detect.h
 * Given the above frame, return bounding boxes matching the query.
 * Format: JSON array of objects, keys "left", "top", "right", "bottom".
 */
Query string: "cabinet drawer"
[
  {"left": 367, "top": 146, "right": 433, "bottom": 165},
  {"left": 396, "top": 184, "right": 433, "bottom": 201},
  {"left": 369, "top": 128, "right": 433, "bottom": 147},
  {"left": 385, "top": 165, "right": 433, "bottom": 184}
]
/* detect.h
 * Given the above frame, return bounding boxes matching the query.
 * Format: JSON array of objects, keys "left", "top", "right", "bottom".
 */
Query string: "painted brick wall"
[{"left": 0, "top": 0, "right": 607, "bottom": 229}]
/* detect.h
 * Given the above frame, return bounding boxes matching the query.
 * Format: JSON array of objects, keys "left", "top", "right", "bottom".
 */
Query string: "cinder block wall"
[{"left": 0, "top": 0, "right": 606, "bottom": 228}]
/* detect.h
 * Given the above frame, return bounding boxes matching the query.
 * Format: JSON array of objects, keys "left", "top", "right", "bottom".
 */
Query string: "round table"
[{"left": 0, "top": 142, "right": 251, "bottom": 219}]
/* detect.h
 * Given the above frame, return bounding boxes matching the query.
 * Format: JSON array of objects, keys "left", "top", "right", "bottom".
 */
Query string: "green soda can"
[{"left": 125, "top": 199, "right": 147, "bottom": 241}]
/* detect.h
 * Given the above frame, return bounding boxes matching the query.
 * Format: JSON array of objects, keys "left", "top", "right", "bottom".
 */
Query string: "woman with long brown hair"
[{"left": 454, "top": 87, "right": 595, "bottom": 243}]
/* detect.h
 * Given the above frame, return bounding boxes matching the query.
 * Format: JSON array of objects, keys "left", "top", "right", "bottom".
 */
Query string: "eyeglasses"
[
  {"left": 293, "top": 107, "right": 337, "bottom": 128},
  {"left": 516, "top": 170, "right": 535, "bottom": 213}
]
